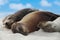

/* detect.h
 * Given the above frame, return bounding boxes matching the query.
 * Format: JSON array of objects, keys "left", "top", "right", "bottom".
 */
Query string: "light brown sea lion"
[{"left": 11, "top": 11, "right": 60, "bottom": 35}]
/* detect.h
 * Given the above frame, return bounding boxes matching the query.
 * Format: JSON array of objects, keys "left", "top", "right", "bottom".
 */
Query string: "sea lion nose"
[{"left": 5, "top": 22, "right": 9, "bottom": 25}]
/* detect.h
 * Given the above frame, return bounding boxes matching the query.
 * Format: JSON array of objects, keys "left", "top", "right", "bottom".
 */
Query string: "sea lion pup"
[
  {"left": 37, "top": 21, "right": 56, "bottom": 32},
  {"left": 38, "top": 17, "right": 60, "bottom": 32},
  {"left": 11, "top": 11, "right": 59, "bottom": 35},
  {"left": 3, "top": 8, "right": 38, "bottom": 29}
]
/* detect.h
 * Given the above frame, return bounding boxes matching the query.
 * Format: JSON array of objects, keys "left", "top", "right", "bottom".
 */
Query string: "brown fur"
[
  {"left": 11, "top": 11, "right": 60, "bottom": 35},
  {"left": 3, "top": 8, "right": 38, "bottom": 29}
]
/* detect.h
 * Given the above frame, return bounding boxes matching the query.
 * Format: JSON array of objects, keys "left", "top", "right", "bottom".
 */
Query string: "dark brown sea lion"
[{"left": 3, "top": 8, "right": 38, "bottom": 29}]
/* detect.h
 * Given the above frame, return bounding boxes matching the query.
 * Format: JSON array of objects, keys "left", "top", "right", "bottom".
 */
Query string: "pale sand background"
[{"left": 0, "top": 19, "right": 60, "bottom": 40}]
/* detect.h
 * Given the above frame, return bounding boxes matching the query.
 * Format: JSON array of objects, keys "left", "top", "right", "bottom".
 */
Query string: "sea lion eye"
[
  {"left": 8, "top": 18, "right": 11, "bottom": 19},
  {"left": 53, "top": 26, "right": 56, "bottom": 28}
]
